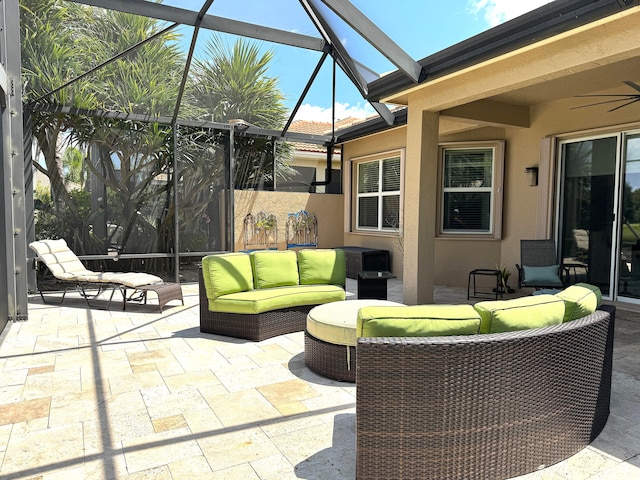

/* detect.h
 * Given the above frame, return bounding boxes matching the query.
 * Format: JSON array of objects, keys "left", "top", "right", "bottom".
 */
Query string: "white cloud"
[
  {"left": 292, "top": 102, "right": 376, "bottom": 122},
  {"left": 469, "top": 0, "right": 555, "bottom": 27}
]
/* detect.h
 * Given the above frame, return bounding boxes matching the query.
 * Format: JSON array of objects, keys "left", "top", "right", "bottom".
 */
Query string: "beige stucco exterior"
[{"left": 340, "top": 5, "right": 640, "bottom": 304}]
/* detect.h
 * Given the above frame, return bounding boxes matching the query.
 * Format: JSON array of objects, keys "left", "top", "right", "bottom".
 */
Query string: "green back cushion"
[
  {"left": 555, "top": 283, "right": 601, "bottom": 322},
  {"left": 251, "top": 250, "right": 299, "bottom": 289},
  {"left": 523, "top": 264, "right": 563, "bottom": 286},
  {"left": 474, "top": 294, "right": 565, "bottom": 334},
  {"left": 297, "top": 249, "right": 346, "bottom": 286},
  {"left": 357, "top": 305, "right": 481, "bottom": 337},
  {"left": 202, "top": 253, "right": 254, "bottom": 299}
]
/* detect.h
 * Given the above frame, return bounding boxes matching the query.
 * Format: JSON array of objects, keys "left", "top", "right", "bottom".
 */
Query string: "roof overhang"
[{"left": 368, "top": 0, "right": 640, "bottom": 106}]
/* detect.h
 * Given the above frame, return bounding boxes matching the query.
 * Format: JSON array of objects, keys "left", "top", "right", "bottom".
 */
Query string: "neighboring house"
[
  {"left": 284, "top": 118, "right": 359, "bottom": 193},
  {"left": 333, "top": 1, "right": 640, "bottom": 306}
]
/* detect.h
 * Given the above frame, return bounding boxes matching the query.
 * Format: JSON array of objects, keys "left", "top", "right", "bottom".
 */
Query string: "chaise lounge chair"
[{"left": 29, "top": 238, "right": 183, "bottom": 311}]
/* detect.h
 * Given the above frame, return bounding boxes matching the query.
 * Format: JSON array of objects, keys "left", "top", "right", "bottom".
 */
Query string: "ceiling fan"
[{"left": 572, "top": 81, "right": 640, "bottom": 112}]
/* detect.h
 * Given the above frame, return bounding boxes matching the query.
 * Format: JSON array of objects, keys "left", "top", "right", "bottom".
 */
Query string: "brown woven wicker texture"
[
  {"left": 198, "top": 269, "right": 310, "bottom": 341},
  {"left": 356, "top": 305, "right": 615, "bottom": 480},
  {"left": 305, "top": 332, "right": 356, "bottom": 382}
]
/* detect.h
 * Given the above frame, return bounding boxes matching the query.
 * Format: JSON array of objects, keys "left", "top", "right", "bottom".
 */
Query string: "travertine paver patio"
[{"left": 0, "top": 279, "right": 639, "bottom": 479}]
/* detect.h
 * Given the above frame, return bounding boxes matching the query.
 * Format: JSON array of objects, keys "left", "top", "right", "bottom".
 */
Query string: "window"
[
  {"left": 354, "top": 153, "right": 402, "bottom": 232},
  {"left": 439, "top": 142, "right": 504, "bottom": 237}
]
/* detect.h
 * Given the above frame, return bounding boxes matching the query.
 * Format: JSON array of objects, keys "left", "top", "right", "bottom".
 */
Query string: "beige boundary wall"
[{"left": 233, "top": 190, "right": 344, "bottom": 252}]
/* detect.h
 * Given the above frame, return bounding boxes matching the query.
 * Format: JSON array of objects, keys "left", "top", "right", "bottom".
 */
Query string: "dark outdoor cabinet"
[{"left": 339, "top": 246, "right": 390, "bottom": 279}]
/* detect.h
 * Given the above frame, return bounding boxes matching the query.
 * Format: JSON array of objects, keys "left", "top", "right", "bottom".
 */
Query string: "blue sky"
[{"left": 167, "top": 0, "right": 554, "bottom": 121}]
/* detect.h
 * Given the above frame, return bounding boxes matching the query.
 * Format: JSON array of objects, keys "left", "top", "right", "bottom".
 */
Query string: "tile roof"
[{"left": 288, "top": 117, "right": 362, "bottom": 154}]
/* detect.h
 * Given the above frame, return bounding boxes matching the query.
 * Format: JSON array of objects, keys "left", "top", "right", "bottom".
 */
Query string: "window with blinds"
[
  {"left": 441, "top": 146, "right": 496, "bottom": 234},
  {"left": 356, "top": 156, "right": 401, "bottom": 231}
]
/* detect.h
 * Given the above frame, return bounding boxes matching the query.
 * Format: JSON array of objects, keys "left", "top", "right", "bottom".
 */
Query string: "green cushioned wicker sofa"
[
  {"left": 199, "top": 249, "right": 346, "bottom": 341},
  {"left": 355, "top": 283, "right": 615, "bottom": 480}
]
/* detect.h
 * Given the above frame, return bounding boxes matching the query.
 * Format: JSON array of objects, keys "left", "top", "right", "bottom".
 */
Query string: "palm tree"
[{"left": 189, "top": 36, "right": 295, "bottom": 190}]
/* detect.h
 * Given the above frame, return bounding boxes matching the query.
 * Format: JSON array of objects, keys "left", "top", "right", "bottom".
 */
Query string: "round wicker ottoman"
[{"left": 304, "top": 299, "right": 404, "bottom": 382}]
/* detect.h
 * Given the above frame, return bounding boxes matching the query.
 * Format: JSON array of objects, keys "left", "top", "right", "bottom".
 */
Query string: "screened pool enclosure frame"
[{"left": 1, "top": 0, "right": 422, "bottom": 324}]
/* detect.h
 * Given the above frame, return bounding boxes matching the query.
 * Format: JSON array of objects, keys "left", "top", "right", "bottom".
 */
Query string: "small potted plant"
[{"left": 496, "top": 264, "right": 514, "bottom": 294}]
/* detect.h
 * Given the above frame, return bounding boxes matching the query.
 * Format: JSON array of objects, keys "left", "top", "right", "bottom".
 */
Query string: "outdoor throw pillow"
[
  {"left": 555, "top": 282, "right": 601, "bottom": 322},
  {"left": 202, "top": 253, "right": 254, "bottom": 299},
  {"left": 523, "top": 264, "right": 563, "bottom": 286},
  {"left": 251, "top": 250, "right": 300, "bottom": 289},
  {"left": 474, "top": 294, "right": 565, "bottom": 334}
]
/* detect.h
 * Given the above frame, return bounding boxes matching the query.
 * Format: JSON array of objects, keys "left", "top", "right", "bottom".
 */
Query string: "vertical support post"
[
  {"left": 172, "top": 123, "right": 180, "bottom": 283},
  {"left": 228, "top": 126, "right": 236, "bottom": 251},
  {"left": 0, "top": 0, "right": 28, "bottom": 326},
  {"left": 402, "top": 107, "right": 439, "bottom": 305}
]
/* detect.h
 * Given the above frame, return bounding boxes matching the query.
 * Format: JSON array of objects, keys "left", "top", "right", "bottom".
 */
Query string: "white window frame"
[
  {"left": 351, "top": 149, "right": 404, "bottom": 233},
  {"left": 438, "top": 141, "right": 504, "bottom": 239}
]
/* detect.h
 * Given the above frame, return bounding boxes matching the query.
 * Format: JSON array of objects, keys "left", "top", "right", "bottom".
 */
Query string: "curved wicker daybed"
[{"left": 355, "top": 304, "right": 615, "bottom": 480}]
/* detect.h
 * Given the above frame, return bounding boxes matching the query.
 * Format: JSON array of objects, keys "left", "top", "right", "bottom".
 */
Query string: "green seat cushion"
[
  {"left": 202, "top": 253, "right": 254, "bottom": 299},
  {"left": 297, "top": 249, "right": 346, "bottom": 286},
  {"left": 474, "top": 294, "right": 565, "bottom": 334},
  {"left": 522, "top": 264, "right": 563, "bottom": 286},
  {"left": 555, "top": 282, "right": 601, "bottom": 322},
  {"left": 307, "top": 299, "right": 404, "bottom": 346},
  {"left": 208, "top": 285, "right": 346, "bottom": 314},
  {"left": 357, "top": 304, "right": 482, "bottom": 337},
  {"left": 251, "top": 250, "right": 299, "bottom": 289}
]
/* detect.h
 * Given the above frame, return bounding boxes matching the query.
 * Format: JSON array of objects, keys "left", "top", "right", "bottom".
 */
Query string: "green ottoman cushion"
[
  {"left": 555, "top": 283, "right": 601, "bottom": 322},
  {"left": 251, "top": 250, "right": 299, "bottom": 289},
  {"left": 357, "top": 304, "right": 481, "bottom": 337},
  {"left": 307, "top": 299, "right": 403, "bottom": 346},
  {"left": 474, "top": 294, "right": 565, "bottom": 334},
  {"left": 202, "top": 253, "right": 254, "bottom": 299},
  {"left": 298, "top": 249, "right": 346, "bottom": 286}
]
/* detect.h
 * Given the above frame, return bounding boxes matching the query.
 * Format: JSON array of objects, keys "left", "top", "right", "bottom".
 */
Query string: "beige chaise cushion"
[{"left": 30, "top": 239, "right": 161, "bottom": 287}]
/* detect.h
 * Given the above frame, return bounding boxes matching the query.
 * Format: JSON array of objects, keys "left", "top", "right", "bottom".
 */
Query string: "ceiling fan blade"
[
  {"left": 608, "top": 97, "right": 640, "bottom": 112},
  {"left": 571, "top": 96, "right": 637, "bottom": 110},
  {"left": 574, "top": 94, "right": 638, "bottom": 98},
  {"left": 623, "top": 81, "right": 640, "bottom": 93}
]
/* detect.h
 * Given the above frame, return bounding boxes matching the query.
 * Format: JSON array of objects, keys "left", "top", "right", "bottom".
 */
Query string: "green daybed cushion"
[
  {"left": 202, "top": 253, "right": 254, "bottom": 299},
  {"left": 357, "top": 304, "right": 482, "bottom": 337},
  {"left": 555, "top": 282, "right": 601, "bottom": 323},
  {"left": 208, "top": 284, "right": 346, "bottom": 314},
  {"left": 474, "top": 294, "right": 565, "bottom": 334},
  {"left": 297, "top": 248, "right": 346, "bottom": 286},
  {"left": 251, "top": 250, "right": 299, "bottom": 289}
]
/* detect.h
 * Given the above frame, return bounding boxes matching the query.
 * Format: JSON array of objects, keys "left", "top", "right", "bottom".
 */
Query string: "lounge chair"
[
  {"left": 29, "top": 238, "right": 183, "bottom": 311},
  {"left": 516, "top": 239, "right": 566, "bottom": 290}
]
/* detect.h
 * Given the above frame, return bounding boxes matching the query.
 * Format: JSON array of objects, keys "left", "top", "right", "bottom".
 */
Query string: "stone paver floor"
[{"left": 0, "top": 279, "right": 638, "bottom": 479}]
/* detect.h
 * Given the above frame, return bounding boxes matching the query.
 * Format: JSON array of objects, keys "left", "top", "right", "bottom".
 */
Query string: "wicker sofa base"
[
  {"left": 200, "top": 305, "right": 312, "bottom": 342},
  {"left": 199, "top": 271, "right": 314, "bottom": 341},
  {"left": 356, "top": 305, "right": 615, "bottom": 480},
  {"left": 304, "top": 331, "right": 356, "bottom": 382}
]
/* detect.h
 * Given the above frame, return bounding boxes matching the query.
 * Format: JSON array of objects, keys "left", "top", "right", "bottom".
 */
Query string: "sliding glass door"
[
  {"left": 559, "top": 131, "right": 640, "bottom": 301},
  {"left": 558, "top": 136, "right": 618, "bottom": 298},
  {"left": 619, "top": 133, "right": 640, "bottom": 300}
]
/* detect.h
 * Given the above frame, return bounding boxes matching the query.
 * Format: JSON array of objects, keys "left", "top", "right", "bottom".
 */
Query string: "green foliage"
[{"left": 21, "top": 1, "right": 293, "bottom": 255}]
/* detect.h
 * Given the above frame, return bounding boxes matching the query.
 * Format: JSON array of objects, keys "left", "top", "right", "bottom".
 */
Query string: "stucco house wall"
[{"left": 342, "top": 93, "right": 640, "bottom": 288}]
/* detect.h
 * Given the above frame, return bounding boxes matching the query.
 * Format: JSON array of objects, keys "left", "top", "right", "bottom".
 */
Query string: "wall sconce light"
[{"left": 525, "top": 166, "right": 539, "bottom": 186}]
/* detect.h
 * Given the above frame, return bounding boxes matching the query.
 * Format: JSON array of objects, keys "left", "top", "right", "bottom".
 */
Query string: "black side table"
[
  {"left": 358, "top": 271, "right": 396, "bottom": 300},
  {"left": 467, "top": 269, "right": 501, "bottom": 300}
]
